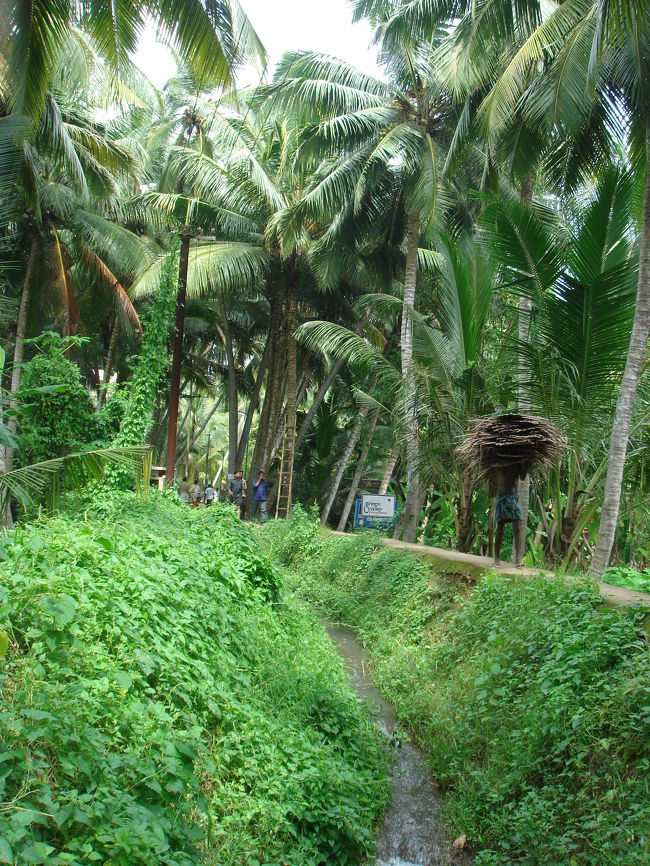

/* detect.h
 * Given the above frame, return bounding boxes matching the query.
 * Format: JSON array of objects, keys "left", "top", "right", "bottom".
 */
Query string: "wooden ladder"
[{"left": 275, "top": 424, "right": 295, "bottom": 519}]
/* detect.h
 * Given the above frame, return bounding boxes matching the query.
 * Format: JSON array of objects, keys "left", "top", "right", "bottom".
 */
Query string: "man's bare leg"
[
  {"left": 495, "top": 521, "right": 505, "bottom": 566},
  {"left": 512, "top": 519, "right": 523, "bottom": 566}
]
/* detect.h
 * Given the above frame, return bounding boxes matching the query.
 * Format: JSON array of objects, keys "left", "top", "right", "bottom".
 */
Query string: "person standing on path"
[
  {"left": 204, "top": 482, "right": 215, "bottom": 506},
  {"left": 228, "top": 469, "right": 247, "bottom": 519},
  {"left": 189, "top": 476, "right": 201, "bottom": 506},
  {"left": 178, "top": 476, "right": 190, "bottom": 503},
  {"left": 250, "top": 470, "right": 268, "bottom": 524},
  {"left": 494, "top": 462, "right": 527, "bottom": 566}
]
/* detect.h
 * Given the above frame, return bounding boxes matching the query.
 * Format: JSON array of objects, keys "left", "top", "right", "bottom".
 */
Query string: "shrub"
[
  {"left": 17, "top": 351, "right": 95, "bottom": 462},
  {"left": 277, "top": 515, "right": 650, "bottom": 866},
  {"left": 0, "top": 493, "right": 389, "bottom": 865}
]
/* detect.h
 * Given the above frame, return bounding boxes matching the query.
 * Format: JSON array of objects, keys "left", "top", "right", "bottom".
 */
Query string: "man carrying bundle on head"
[
  {"left": 494, "top": 461, "right": 528, "bottom": 567},
  {"left": 456, "top": 414, "right": 566, "bottom": 570}
]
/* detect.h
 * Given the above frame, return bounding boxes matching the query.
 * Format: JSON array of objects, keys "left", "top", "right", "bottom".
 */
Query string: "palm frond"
[
  {"left": 80, "top": 245, "right": 142, "bottom": 332},
  {"left": 132, "top": 242, "right": 270, "bottom": 300},
  {"left": 0, "top": 446, "right": 152, "bottom": 517},
  {"left": 479, "top": 0, "right": 594, "bottom": 137},
  {"left": 297, "top": 320, "right": 400, "bottom": 389},
  {"left": 7, "top": 0, "right": 70, "bottom": 117}
]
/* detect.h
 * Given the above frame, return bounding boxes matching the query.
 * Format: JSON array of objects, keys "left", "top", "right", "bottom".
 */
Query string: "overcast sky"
[{"left": 134, "top": 0, "right": 382, "bottom": 90}]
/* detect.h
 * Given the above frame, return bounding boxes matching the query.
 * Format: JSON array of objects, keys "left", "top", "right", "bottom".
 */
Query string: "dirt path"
[{"left": 331, "top": 532, "right": 650, "bottom": 609}]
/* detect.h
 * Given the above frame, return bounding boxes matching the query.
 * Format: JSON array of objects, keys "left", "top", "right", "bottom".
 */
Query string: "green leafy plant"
[
  {"left": 113, "top": 256, "right": 177, "bottom": 450},
  {"left": 603, "top": 565, "right": 650, "bottom": 594},
  {"left": 276, "top": 514, "right": 650, "bottom": 865},
  {"left": 0, "top": 493, "right": 389, "bottom": 865},
  {"left": 17, "top": 333, "right": 96, "bottom": 462}
]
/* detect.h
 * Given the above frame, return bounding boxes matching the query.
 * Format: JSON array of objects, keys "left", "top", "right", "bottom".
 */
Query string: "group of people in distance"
[
  {"left": 175, "top": 462, "right": 525, "bottom": 549},
  {"left": 175, "top": 444, "right": 529, "bottom": 557},
  {"left": 176, "top": 469, "right": 268, "bottom": 523}
]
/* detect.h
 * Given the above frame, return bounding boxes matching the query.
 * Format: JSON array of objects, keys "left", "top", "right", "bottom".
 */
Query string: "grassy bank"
[
  {"left": 265, "top": 507, "right": 650, "bottom": 866},
  {"left": 0, "top": 493, "right": 389, "bottom": 866}
]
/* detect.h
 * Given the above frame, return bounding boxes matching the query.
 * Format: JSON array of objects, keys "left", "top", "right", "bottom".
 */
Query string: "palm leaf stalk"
[{"left": 0, "top": 446, "right": 152, "bottom": 519}]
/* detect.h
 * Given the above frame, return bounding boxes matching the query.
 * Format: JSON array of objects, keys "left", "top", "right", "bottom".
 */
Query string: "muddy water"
[{"left": 323, "top": 621, "right": 470, "bottom": 866}]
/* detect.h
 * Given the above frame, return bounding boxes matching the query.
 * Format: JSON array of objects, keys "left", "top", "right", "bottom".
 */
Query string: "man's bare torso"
[{"left": 497, "top": 463, "right": 524, "bottom": 495}]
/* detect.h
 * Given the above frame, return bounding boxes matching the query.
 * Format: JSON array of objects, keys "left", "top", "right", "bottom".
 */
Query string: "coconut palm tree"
[
  {"left": 4, "top": 0, "right": 264, "bottom": 122},
  {"left": 481, "top": 164, "right": 642, "bottom": 564},
  {"left": 0, "top": 40, "right": 154, "bottom": 472},
  {"left": 475, "top": 0, "right": 650, "bottom": 576},
  {"left": 266, "top": 31, "right": 465, "bottom": 538},
  {"left": 3, "top": 2, "right": 265, "bottom": 486}
]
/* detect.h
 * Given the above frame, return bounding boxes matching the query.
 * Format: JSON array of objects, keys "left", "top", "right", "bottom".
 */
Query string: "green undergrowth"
[
  {"left": 603, "top": 565, "right": 650, "bottom": 594},
  {"left": 265, "top": 507, "right": 650, "bottom": 866},
  {"left": 0, "top": 493, "right": 389, "bottom": 866}
]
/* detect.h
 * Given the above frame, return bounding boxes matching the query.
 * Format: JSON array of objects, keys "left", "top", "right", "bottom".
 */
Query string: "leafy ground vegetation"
[
  {"left": 0, "top": 494, "right": 389, "bottom": 866},
  {"left": 266, "top": 508, "right": 650, "bottom": 866}
]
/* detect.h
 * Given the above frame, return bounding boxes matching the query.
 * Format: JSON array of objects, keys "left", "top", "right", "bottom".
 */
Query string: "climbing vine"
[
  {"left": 106, "top": 255, "right": 176, "bottom": 488},
  {"left": 113, "top": 254, "right": 176, "bottom": 449},
  {"left": 16, "top": 333, "right": 95, "bottom": 462}
]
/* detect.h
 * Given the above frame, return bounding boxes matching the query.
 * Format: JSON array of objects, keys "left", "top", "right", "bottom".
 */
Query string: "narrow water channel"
[{"left": 323, "top": 621, "right": 471, "bottom": 866}]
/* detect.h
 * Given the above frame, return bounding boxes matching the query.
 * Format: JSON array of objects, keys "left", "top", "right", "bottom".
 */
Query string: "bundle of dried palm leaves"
[{"left": 456, "top": 414, "right": 566, "bottom": 479}]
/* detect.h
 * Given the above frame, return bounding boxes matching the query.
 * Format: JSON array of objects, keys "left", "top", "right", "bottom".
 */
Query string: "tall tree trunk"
[
  {"left": 396, "top": 213, "right": 421, "bottom": 542},
  {"left": 176, "top": 396, "right": 223, "bottom": 468},
  {"left": 5, "top": 234, "right": 40, "bottom": 475},
  {"left": 96, "top": 320, "right": 119, "bottom": 411},
  {"left": 515, "top": 173, "right": 534, "bottom": 561},
  {"left": 263, "top": 304, "right": 287, "bottom": 471},
  {"left": 321, "top": 404, "right": 369, "bottom": 525},
  {"left": 185, "top": 384, "right": 193, "bottom": 477},
  {"left": 295, "top": 357, "right": 344, "bottom": 452},
  {"left": 590, "top": 126, "right": 650, "bottom": 577},
  {"left": 248, "top": 289, "right": 282, "bottom": 487},
  {"left": 165, "top": 224, "right": 191, "bottom": 485},
  {"left": 379, "top": 450, "right": 398, "bottom": 495},
  {"left": 280, "top": 284, "right": 299, "bottom": 515},
  {"left": 218, "top": 296, "right": 239, "bottom": 476},
  {"left": 258, "top": 290, "right": 286, "bottom": 474},
  {"left": 457, "top": 469, "right": 475, "bottom": 553},
  {"left": 337, "top": 407, "right": 380, "bottom": 531},
  {"left": 268, "top": 349, "right": 310, "bottom": 471},
  {"left": 235, "top": 332, "right": 272, "bottom": 469}
]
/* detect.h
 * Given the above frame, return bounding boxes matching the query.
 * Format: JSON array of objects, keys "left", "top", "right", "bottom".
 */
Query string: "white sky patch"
[{"left": 133, "top": 0, "right": 383, "bottom": 91}]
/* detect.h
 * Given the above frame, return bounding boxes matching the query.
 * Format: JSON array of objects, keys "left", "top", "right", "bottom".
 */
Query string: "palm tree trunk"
[
  {"left": 457, "top": 469, "right": 475, "bottom": 553},
  {"left": 295, "top": 357, "right": 345, "bottom": 452},
  {"left": 337, "top": 407, "right": 380, "bottom": 531},
  {"left": 396, "top": 213, "right": 421, "bottom": 542},
  {"left": 185, "top": 385, "right": 193, "bottom": 477},
  {"left": 96, "top": 320, "right": 119, "bottom": 411},
  {"left": 262, "top": 301, "right": 288, "bottom": 471},
  {"left": 321, "top": 404, "right": 369, "bottom": 526},
  {"left": 515, "top": 173, "right": 534, "bottom": 561},
  {"left": 379, "top": 450, "right": 398, "bottom": 495},
  {"left": 5, "top": 234, "right": 40, "bottom": 475},
  {"left": 248, "top": 291, "right": 282, "bottom": 484},
  {"left": 590, "top": 126, "right": 650, "bottom": 577},
  {"left": 281, "top": 284, "right": 299, "bottom": 515},
  {"left": 235, "top": 333, "right": 272, "bottom": 469},
  {"left": 217, "top": 296, "right": 239, "bottom": 476},
  {"left": 165, "top": 224, "right": 191, "bottom": 485}
]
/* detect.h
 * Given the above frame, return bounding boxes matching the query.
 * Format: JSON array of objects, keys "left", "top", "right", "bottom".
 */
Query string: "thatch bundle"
[{"left": 456, "top": 414, "right": 566, "bottom": 479}]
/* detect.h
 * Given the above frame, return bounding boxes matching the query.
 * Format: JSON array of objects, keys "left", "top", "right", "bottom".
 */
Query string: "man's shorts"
[{"left": 495, "top": 492, "right": 523, "bottom": 523}]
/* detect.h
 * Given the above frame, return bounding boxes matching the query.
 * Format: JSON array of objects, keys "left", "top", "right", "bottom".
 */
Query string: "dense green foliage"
[
  {"left": 17, "top": 349, "right": 95, "bottom": 462},
  {"left": 269, "top": 509, "right": 650, "bottom": 865},
  {"left": 0, "top": 495, "right": 389, "bottom": 865},
  {"left": 114, "top": 258, "right": 177, "bottom": 449}
]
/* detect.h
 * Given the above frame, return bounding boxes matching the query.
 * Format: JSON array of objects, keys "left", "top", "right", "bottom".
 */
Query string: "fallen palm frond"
[
  {"left": 456, "top": 414, "right": 566, "bottom": 479},
  {"left": 0, "top": 446, "right": 152, "bottom": 517}
]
